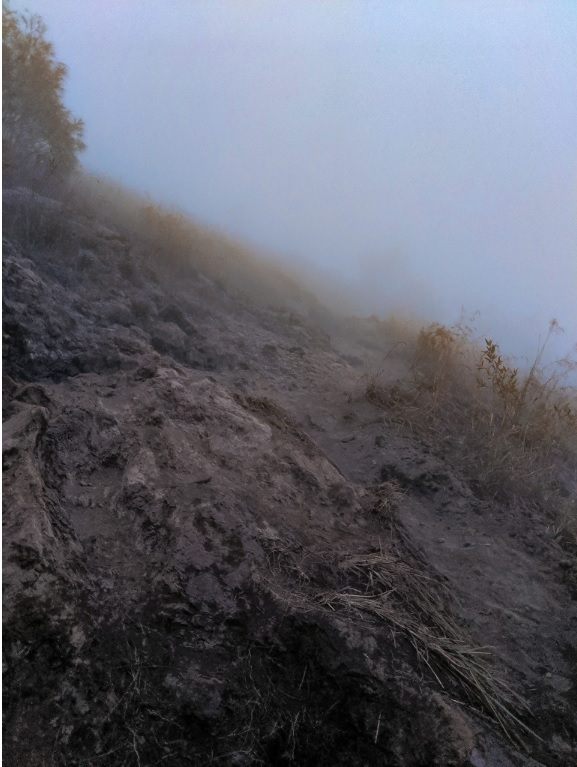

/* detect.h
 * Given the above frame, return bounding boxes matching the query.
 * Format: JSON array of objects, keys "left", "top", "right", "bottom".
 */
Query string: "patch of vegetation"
[
  {"left": 367, "top": 319, "right": 577, "bottom": 538},
  {"left": 3, "top": 2, "right": 85, "bottom": 190}
]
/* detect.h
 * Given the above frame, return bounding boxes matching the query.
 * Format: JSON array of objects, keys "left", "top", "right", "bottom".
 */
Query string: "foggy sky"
[{"left": 9, "top": 0, "right": 577, "bottom": 367}]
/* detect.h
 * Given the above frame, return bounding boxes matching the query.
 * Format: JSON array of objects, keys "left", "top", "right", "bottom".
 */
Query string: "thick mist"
[{"left": 9, "top": 0, "right": 577, "bottom": 369}]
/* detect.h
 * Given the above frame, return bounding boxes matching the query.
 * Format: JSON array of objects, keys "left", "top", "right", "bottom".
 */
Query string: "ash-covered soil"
[{"left": 3, "top": 188, "right": 577, "bottom": 766}]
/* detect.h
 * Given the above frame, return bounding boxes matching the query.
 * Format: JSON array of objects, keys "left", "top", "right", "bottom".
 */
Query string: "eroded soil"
[{"left": 3, "top": 190, "right": 577, "bottom": 766}]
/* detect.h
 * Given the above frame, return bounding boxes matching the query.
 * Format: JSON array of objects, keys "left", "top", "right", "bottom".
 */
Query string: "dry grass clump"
[
  {"left": 371, "top": 481, "right": 406, "bottom": 520},
  {"left": 263, "top": 502, "right": 535, "bottom": 747},
  {"left": 317, "top": 547, "right": 535, "bottom": 746},
  {"left": 63, "top": 171, "right": 319, "bottom": 311},
  {"left": 367, "top": 319, "right": 577, "bottom": 530},
  {"left": 62, "top": 171, "right": 232, "bottom": 280}
]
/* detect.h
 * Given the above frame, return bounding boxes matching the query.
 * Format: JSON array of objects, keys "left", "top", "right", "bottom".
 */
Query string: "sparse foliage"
[
  {"left": 2, "top": 2, "right": 85, "bottom": 188},
  {"left": 477, "top": 338, "right": 521, "bottom": 417},
  {"left": 367, "top": 318, "right": 577, "bottom": 534}
]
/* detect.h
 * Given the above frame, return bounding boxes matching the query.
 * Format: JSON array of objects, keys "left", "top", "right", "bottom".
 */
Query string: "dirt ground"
[{"left": 3, "top": 189, "right": 577, "bottom": 766}]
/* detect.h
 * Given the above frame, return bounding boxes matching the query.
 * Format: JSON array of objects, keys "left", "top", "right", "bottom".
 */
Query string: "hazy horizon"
[{"left": 7, "top": 0, "right": 577, "bottom": 369}]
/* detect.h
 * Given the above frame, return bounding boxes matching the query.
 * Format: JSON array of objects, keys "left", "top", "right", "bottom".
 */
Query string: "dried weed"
[{"left": 366, "top": 319, "right": 577, "bottom": 537}]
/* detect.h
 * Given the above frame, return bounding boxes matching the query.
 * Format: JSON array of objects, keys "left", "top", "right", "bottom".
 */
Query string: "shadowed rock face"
[{"left": 3, "top": 190, "right": 576, "bottom": 767}]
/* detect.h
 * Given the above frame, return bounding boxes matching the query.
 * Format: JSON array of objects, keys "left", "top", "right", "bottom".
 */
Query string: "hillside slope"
[{"left": 3, "top": 188, "right": 577, "bottom": 767}]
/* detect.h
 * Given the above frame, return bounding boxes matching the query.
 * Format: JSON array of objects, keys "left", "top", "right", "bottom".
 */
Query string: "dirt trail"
[{"left": 3, "top": 189, "right": 576, "bottom": 766}]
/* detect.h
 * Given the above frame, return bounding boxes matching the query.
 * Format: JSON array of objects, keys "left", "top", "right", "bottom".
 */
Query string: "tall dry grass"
[{"left": 367, "top": 318, "right": 577, "bottom": 537}]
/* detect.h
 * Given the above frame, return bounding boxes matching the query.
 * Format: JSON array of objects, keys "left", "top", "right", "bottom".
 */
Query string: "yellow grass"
[{"left": 367, "top": 319, "right": 577, "bottom": 534}]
